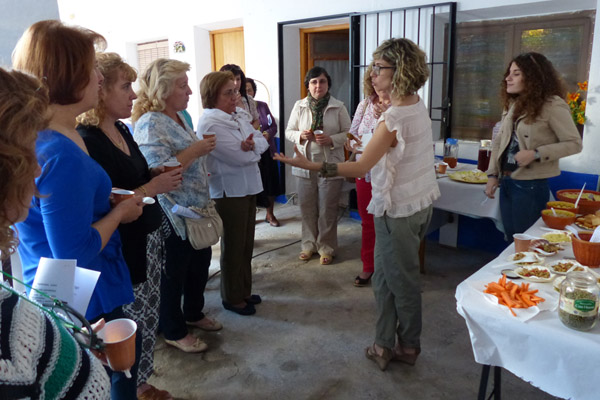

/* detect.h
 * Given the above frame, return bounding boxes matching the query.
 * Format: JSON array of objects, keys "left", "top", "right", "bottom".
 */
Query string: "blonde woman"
[
  {"left": 77, "top": 52, "right": 179, "bottom": 400},
  {"left": 133, "top": 59, "right": 220, "bottom": 354},
  {"left": 276, "top": 38, "right": 439, "bottom": 371}
]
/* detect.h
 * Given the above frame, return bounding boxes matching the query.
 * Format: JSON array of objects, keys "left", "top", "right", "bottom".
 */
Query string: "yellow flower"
[
  {"left": 580, "top": 100, "right": 586, "bottom": 112},
  {"left": 567, "top": 92, "right": 580, "bottom": 102},
  {"left": 577, "top": 115, "right": 585, "bottom": 125},
  {"left": 577, "top": 81, "right": 588, "bottom": 91}
]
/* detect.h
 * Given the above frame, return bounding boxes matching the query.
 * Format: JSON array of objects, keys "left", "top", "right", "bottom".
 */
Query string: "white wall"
[{"left": 56, "top": 0, "right": 600, "bottom": 190}]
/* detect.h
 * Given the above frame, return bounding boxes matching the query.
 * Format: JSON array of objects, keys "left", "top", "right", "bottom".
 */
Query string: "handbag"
[{"left": 164, "top": 194, "right": 223, "bottom": 250}]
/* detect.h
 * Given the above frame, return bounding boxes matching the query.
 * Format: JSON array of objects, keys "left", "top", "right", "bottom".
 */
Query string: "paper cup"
[
  {"left": 97, "top": 318, "right": 137, "bottom": 378},
  {"left": 314, "top": 130, "right": 324, "bottom": 136},
  {"left": 163, "top": 161, "right": 182, "bottom": 172},
  {"left": 112, "top": 189, "right": 135, "bottom": 204},
  {"left": 202, "top": 132, "right": 215, "bottom": 139},
  {"left": 437, "top": 162, "right": 448, "bottom": 174},
  {"left": 513, "top": 233, "right": 532, "bottom": 253}
]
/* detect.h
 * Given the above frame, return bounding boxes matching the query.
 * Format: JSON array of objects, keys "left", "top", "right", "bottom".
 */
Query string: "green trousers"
[{"left": 372, "top": 206, "right": 432, "bottom": 349}]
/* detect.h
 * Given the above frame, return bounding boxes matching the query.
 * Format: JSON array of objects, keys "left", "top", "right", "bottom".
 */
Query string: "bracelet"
[
  {"left": 138, "top": 185, "right": 148, "bottom": 196},
  {"left": 319, "top": 162, "right": 338, "bottom": 178}
]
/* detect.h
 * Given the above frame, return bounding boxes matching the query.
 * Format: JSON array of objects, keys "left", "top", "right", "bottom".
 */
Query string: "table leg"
[{"left": 478, "top": 364, "right": 502, "bottom": 400}]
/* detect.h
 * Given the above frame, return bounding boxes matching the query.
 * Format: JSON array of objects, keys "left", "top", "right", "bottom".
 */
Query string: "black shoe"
[
  {"left": 354, "top": 273, "right": 373, "bottom": 287},
  {"left": 245, "top": 294, "right": 262, "bottom": 305},
  {"left": 222, "top": 301, "right": 256, "bottom": 315}
]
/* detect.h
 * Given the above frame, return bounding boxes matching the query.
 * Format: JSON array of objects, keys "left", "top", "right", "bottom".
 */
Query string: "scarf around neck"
[{"left": 308, "top": 92, "right": 330, "bottom": 132}]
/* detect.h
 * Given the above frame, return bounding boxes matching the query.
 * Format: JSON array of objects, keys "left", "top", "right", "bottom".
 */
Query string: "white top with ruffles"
[{"left": 367, "top": 98, "right": 440, "bottom": 218}]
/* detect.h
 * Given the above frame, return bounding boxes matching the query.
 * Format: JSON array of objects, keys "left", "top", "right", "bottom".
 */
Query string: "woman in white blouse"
[
  {"left": 197, "top": 71, "right": 269, "bottom": 316},
  {"left": 275, "top": 38, "right": 439, "bottom": 371}
]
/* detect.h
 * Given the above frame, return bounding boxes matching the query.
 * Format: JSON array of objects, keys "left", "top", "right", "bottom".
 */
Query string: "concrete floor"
[{"left": 148, "top": 203, "right": 560, "bottom": 400}]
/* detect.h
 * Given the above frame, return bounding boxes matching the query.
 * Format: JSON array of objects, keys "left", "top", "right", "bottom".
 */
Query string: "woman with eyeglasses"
[
  {"left": 484, "top": 52, "right": 582, "bottom": 239},
  {"left": 285, "top": 66, "right": 351, "bottom": 265},
  {"left": 0, "top": 67, "right": 111, "bottom": 400},
  {"left": 133, "top": 59, "right": 221, "bottom": 354},
  {"left": 196, "top": 71, "right": 268, "bottom": 316},
  {"left": 346, "top": 64, "right": 391, "bottom": 287},
  {"left": 276, "top": 38, "right": 439, "bottom": 371},
  {"left": 219, "top": 64, "right": 260, "bottom": 130}
]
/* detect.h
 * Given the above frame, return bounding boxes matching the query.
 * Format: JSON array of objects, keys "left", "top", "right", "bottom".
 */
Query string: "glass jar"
[
  {"left": 558, "top": 270, "right": 599, "bottom": 331},
  {"left": 477, "top": 139, "right": 492, "bottom": 172},
  {"left": 443, "top": 138, "right": 458, "bottom": 168}
]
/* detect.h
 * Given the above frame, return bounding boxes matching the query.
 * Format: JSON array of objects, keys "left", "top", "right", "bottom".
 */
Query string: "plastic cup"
[
  {"left": 437, "top": 162, "right": 448, "bottom": 174},
  {"left": 203, "top": 132, "right": 215, "bottom": 139},
  {"left": 163, "top": 161, "right": 182, "bottom": 172},
  {"left": 111, "top": 189, "right": 135, "bottom": 204},
  {"left": 513, "top": 233, "right": 532, "bottom": 253},
  {"left": 314, "top": 130, "right": 324, "bottom": 136},
  {"left": 97, "top": 318, "right": 137, "bottom": 378}
]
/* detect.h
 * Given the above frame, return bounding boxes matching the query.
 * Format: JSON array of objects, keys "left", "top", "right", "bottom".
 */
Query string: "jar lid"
[
  {"left": 564, "top": 270, "right": 597, "bottom": 286},
  {"left": 446, "top": 138, "right": 458, "bottom": 145},
  {"left": 480, "top": 139, "right": 492, "bottom": 147}
]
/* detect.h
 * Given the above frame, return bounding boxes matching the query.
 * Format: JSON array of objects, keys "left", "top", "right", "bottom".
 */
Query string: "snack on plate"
[
  {"left": 561, "top": 192, "right": 600, "bottom": 201},
  {"left": 542, "top": 231, "right": 572, "bottom": 244},
  {"left": 448, "top": 170, "right": 488, "bottom": 184},
  {"left": 529, "top": 239, "right": 562, "bottom": 254},
  {"left": 484, "top": 275, "right": 545, "bottom": 316},
  {"left": 575, "top": 212, "right": 600, "bottom": 230},
  {"left": 547, "top": 260, "right": 582, "bottom": 274},
  {"left": 508, "top": 251, "right": 543, "bottom": 266},
  {"left": 517, "top": 267, "right": 551, "bottom": 279}
]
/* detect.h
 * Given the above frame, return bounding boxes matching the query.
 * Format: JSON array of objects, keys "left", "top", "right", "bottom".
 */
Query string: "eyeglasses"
[
  {"left": 222, "top": 89, "right": 240, "bottom": 97},
  {"left": 372, "top": 65, "right": 395, "bottom": 76}
]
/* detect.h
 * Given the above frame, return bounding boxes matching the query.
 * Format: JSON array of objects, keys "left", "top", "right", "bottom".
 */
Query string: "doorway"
[{"left": 210, "top": 27, "right": 245, "bottom": 71}]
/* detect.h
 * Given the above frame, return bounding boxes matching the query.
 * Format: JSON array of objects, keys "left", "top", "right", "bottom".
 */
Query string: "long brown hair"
[
  {"left": 0, "top": 69, "right": 48, "bottom": 258},
  {"left": 501, "top": 52, "right": 566, "bottom": 122}
]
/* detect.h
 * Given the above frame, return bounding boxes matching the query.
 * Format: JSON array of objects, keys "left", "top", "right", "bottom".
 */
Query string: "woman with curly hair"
[
  {"left": 484, "top": 52, "right": 583, "bottom": 239},
  {"left": 275, "top": 38, "right": 439, "bottom": 370}
]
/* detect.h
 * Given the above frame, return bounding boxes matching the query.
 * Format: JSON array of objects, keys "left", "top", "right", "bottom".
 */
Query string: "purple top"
[{"left": 256, "top": 100, "right": 278, "bottom": 156}]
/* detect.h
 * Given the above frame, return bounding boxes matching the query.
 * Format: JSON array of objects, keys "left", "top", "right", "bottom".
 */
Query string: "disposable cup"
[
  {"left": 437, "top": 162, "right": 448, "bottom": 174},
  {"left": 97, "top": 318, "right": 137, "bottom": 378},
  {"left": 203, "top": 132, "right": 216, "bottom": 139},
  {"left": 314, "top": 130, "right": 324, "bottom": 136},
  {"left": 112, "top": 189, "right": 135, "bottom": 204},
  {"left": 513, "top": 233, "right": 532, "bottom": 253},
  {"left": 163, "top": 161, "right": 182, "bottom": 172}
]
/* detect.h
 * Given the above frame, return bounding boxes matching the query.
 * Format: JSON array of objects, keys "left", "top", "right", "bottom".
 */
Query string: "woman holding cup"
[
  {"left": 285, "top": 66, "right": 351, "bottom": 265},
  {"left": 77, "top": 52, "right": 179, "bottom": 399},
  {"left": 13, "top": 20, "right": 144, "bottom": 398},
  {"left": 133, "top": 59, "right": 220, "bottom": 354}
]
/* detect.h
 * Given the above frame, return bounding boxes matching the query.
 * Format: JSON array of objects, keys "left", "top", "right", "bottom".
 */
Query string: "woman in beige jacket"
[
  {"left": 286, "top": 66, "right": 351, "bottom": 264},
  {"left": 484, "top": 52, "right": 582, "bottom": 239}
]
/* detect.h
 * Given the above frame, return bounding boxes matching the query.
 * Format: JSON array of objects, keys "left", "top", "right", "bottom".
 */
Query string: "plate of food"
[
  {"left": 507, "top": 251, "right": 544, "bottom": 266},
  {"left": 514, "top": 265, "right": 555, "bottom": 283},
  {"left": 546, "top": 259, "right": 583, "bottom": 275},
  {"left": 541, "top": 231, "right": 572, "bottom": 245},
  {"left": 447, "top": 170, "right": 488, "bottom": 184},
  {"left": 529, "top": 239, "right": 563, "bottom": 256},
  {"left": 575, "top": 212, "right": 600, "bottom": 231}
]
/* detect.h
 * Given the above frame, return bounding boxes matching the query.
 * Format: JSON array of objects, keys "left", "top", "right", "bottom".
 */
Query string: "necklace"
[{"left": 105, "top": 127, "right": 127, "bottom": 152}]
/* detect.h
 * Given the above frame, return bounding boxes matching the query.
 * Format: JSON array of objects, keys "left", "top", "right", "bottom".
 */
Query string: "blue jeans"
[{"left": 499, "top": 176, "right": 549, "bottom": 240}]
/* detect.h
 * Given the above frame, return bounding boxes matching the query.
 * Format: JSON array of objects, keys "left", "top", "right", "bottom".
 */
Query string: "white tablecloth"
[{"left": 456, "top": 217, "right": 600, "bottom": 400}]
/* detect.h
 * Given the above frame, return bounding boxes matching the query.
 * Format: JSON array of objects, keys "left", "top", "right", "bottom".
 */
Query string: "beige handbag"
[{"left": 165, "top": 194, "right": 223, "bottom": 249}]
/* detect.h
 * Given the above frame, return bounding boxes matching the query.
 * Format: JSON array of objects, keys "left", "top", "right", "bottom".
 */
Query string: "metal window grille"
[{"left": 137, "top": 40, "right": 169, "bottom": 74}]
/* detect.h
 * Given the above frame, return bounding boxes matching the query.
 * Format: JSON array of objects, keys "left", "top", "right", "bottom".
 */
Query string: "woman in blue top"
[{"left": 13, "top": 20, "right": 144, "bottom": 399}]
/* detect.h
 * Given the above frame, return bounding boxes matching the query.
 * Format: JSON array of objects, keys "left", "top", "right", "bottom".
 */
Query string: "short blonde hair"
[
  {"left": 132, "top": 58, "right": 190, "bottom": 122},
  {"left": 12, "top": 19, "right": 105, "bottom": 105},
  {"left": 78, "top": 52, "right": 137, "bottom": 126},
  {"left": 200, "top": 71, "right": 235, "bottom": 109},
  {"left": 0, "top": 69, "right": 49, "bottom": 258},
  {"left": 372, "top": 38, "right": 429, "bottom": 98}
]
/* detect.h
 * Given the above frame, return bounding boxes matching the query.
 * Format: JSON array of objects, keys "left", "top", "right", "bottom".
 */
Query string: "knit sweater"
[{"left": 0, "top": 288, "right": 110, "bottom": 399}]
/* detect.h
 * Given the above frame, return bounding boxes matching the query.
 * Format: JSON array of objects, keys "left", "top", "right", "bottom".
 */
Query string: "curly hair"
[
  {"left": 363, "top": 63, "right": 375, "bottom": 97},
  {"left": 0, "top": 69, "right": 49, "bottom": 259},
  {"left": 12, "top": 19, "right": 105, "bottom": 106},
  {"left": 78, "top": 52, "right": 137, "bottom": 126},
  {"left": 372, "top": 38, "right": 429, "bottom": 98},
  {"left": 132, "top": 58, "right": 190, "bottom": 122},
  {"left": 501, "top": 52, "right": 566, "bottom": 122}
]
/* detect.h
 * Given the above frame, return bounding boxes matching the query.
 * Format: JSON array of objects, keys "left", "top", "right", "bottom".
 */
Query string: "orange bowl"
[
  {"left": 556, "top": 189, "right": 600, "bottom": 215},
  {"left": 546, "top": 201, "right": 579, "bottom": 214},
  {"left": 541, "top": 209, "right": 576, "bottom": 230},
  {"left": 572, "top": 232, "right": 600, "bottom": 268}
]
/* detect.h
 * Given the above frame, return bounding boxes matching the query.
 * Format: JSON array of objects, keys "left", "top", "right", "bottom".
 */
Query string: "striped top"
[
  {"left": 0, "top": 288, "right": 110, "bottom": 399},
  {"left": 367, "top": 98, "right": 440, "bottom": 218}
]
